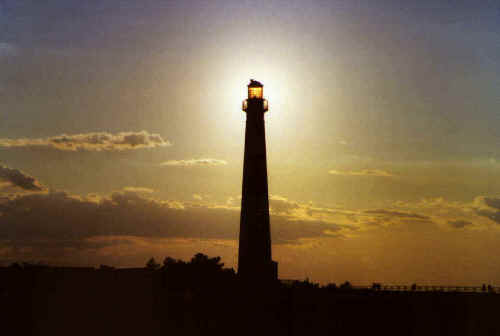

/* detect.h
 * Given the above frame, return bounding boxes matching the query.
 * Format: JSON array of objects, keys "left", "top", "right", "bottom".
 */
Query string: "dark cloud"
[
  {"left": 448, "top": 220, "right": 472, "bottom": 229},
  {"left": 476, "top": 210, "right": 500, "bottom": 225},
  {"left": 474, "top": 197, "right": 500, "bottom": 225},
  {"left": 0, "top": 131, "right": 170, "bottom": 151},
  {"left": 364, "top": 209, "right": 430, "bottom": 221},
  {"left": 272, "top": 220, "right": 343, "bottom": 244},
  {"left": 0, "top": 190, "right": 336, "bottom": 246},
  {"left": 482, "top": 197, "right": 500, "bottom": 210},
  {"left": 0, "top": 165, "right": 44, "bottom": 190}
]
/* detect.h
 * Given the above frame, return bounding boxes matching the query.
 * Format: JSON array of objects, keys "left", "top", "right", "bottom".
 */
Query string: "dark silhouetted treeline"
[{"left": 1, "top": 254, "right": 499, "bottom": 336}]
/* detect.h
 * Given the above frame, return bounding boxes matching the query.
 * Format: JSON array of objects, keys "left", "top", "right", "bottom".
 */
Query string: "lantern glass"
[{"left": 248, "top": 86, "right": 263, "bottom": 99}]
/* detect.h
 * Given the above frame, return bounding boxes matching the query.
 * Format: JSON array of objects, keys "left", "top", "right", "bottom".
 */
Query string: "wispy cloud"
[
  {"left": 328, "top": 169, "right": 394, "bottom": 177},
  {"left": 0, "top": 131, "right": 170, "bottom": 151},
  {"left": 0, "top": 165, "right": 44, "bottom": 191},
  {"left": 161, "top": 158, "right": 227, "bottom": 167},
  {"left": 123, "top": 187, "right": 154, "bottom": 194},
  {"left": 364, "top": 209, "right": 430, "bottom": 221}
]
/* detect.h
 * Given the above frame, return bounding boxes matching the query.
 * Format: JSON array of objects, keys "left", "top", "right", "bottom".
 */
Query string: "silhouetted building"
[{"left": 238, "top": 80, "right": 278, "bottom": 281}]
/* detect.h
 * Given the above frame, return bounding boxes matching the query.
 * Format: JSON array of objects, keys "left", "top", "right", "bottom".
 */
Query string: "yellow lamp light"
[
  {"left": 248, "top": 79, "right": 263, "bottom": 99},
  {"left": 243, "top": 79, "right": 268, "bottom": 112}
]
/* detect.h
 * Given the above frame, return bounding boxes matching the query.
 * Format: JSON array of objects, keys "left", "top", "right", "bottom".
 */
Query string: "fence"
[{"left": 351, "top": 285, "right": 499, "bottom": 293}]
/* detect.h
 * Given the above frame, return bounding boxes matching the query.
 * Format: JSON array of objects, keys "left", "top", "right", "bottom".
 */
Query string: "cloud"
[
  {"left": 448, "top": 220, "right": 472, "bottom": 229},
  {"left": 473, "top": 196, "right": 500, "bottom": 225},
  {"left": 364, "top": 209, "right": 430, "bottom": 221},
  {"left": 357, "top": 208, "right": 434, "bottom": 230},
  {"left": 4, "top": 167, "right": 498, "bottom": 269},
  {"left": 0, "top": 131, "right": 170, "bottom": 151},
  {"left": 328, "top": 169, "right": 394, "bottom": 177},
  {"left": 161, "top": 158, "right": 227, "bottom": 167},
  {"left": 383, "top": 196, "right": 500, "bottom": 231},
  {"left": 0, "top": 190, "right": 341, "bottom": 246},
  {"left": 269, "top": 195, "right": 300, "bottom": 215},
  {"left": 0, "top": 165, "right": 44, "bottom": 191},
  {"left": 481, "top": 197, "right": 500, "bottom": 210},
  {"left": 123, "top": 187, "right": 154, "bottom": 194}
]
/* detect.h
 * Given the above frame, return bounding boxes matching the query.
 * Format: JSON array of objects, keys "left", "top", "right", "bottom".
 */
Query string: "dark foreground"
[{"left": 1, "top": 266, "right": 499, "bottom": 336}]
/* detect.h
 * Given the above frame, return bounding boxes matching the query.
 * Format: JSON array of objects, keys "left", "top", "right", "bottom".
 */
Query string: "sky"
[{"left": 1, "top": 0, "right": 500, "bottom": 285}]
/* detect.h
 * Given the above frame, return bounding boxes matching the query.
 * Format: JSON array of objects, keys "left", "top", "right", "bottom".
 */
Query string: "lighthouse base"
[{"left": 238, "top": 260, "right": 278, "bottom": 283}]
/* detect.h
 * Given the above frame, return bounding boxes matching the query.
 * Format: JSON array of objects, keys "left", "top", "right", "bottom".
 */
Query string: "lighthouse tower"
[{"left": 238, "top": 79, "right": 278, "bottom": 281}]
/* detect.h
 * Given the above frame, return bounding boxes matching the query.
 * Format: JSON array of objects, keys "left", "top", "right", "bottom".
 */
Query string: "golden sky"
[{"left": 1, "top": 0, "right": 500, "bottom": 285}]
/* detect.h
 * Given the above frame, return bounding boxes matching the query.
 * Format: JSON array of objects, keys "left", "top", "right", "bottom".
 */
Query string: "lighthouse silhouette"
[{"left": 238, "top": 79, "right": 278, "bottom": 281}]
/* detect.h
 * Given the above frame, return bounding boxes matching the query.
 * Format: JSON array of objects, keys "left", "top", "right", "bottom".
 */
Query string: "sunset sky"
[{"left": 1, "top": 0, "right": 500, "bottom": 285}]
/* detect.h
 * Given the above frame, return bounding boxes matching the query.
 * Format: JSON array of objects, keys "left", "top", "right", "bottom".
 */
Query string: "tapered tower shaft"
[{"left": 238, "top": 80, "right": 277, "bottom": 281}]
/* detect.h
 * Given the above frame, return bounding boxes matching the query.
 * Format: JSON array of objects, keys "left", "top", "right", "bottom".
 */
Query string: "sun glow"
[
  {"left": 211, "top": 61, "right": 299, "bottom": 148},
  {"left": 187, "top": 42, "right": 313, "bottom": 157}
]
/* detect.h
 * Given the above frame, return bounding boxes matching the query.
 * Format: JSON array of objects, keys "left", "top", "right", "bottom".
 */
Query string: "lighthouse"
[{"left": 238, "top": 79, "right": 278, "bottom": 281}]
